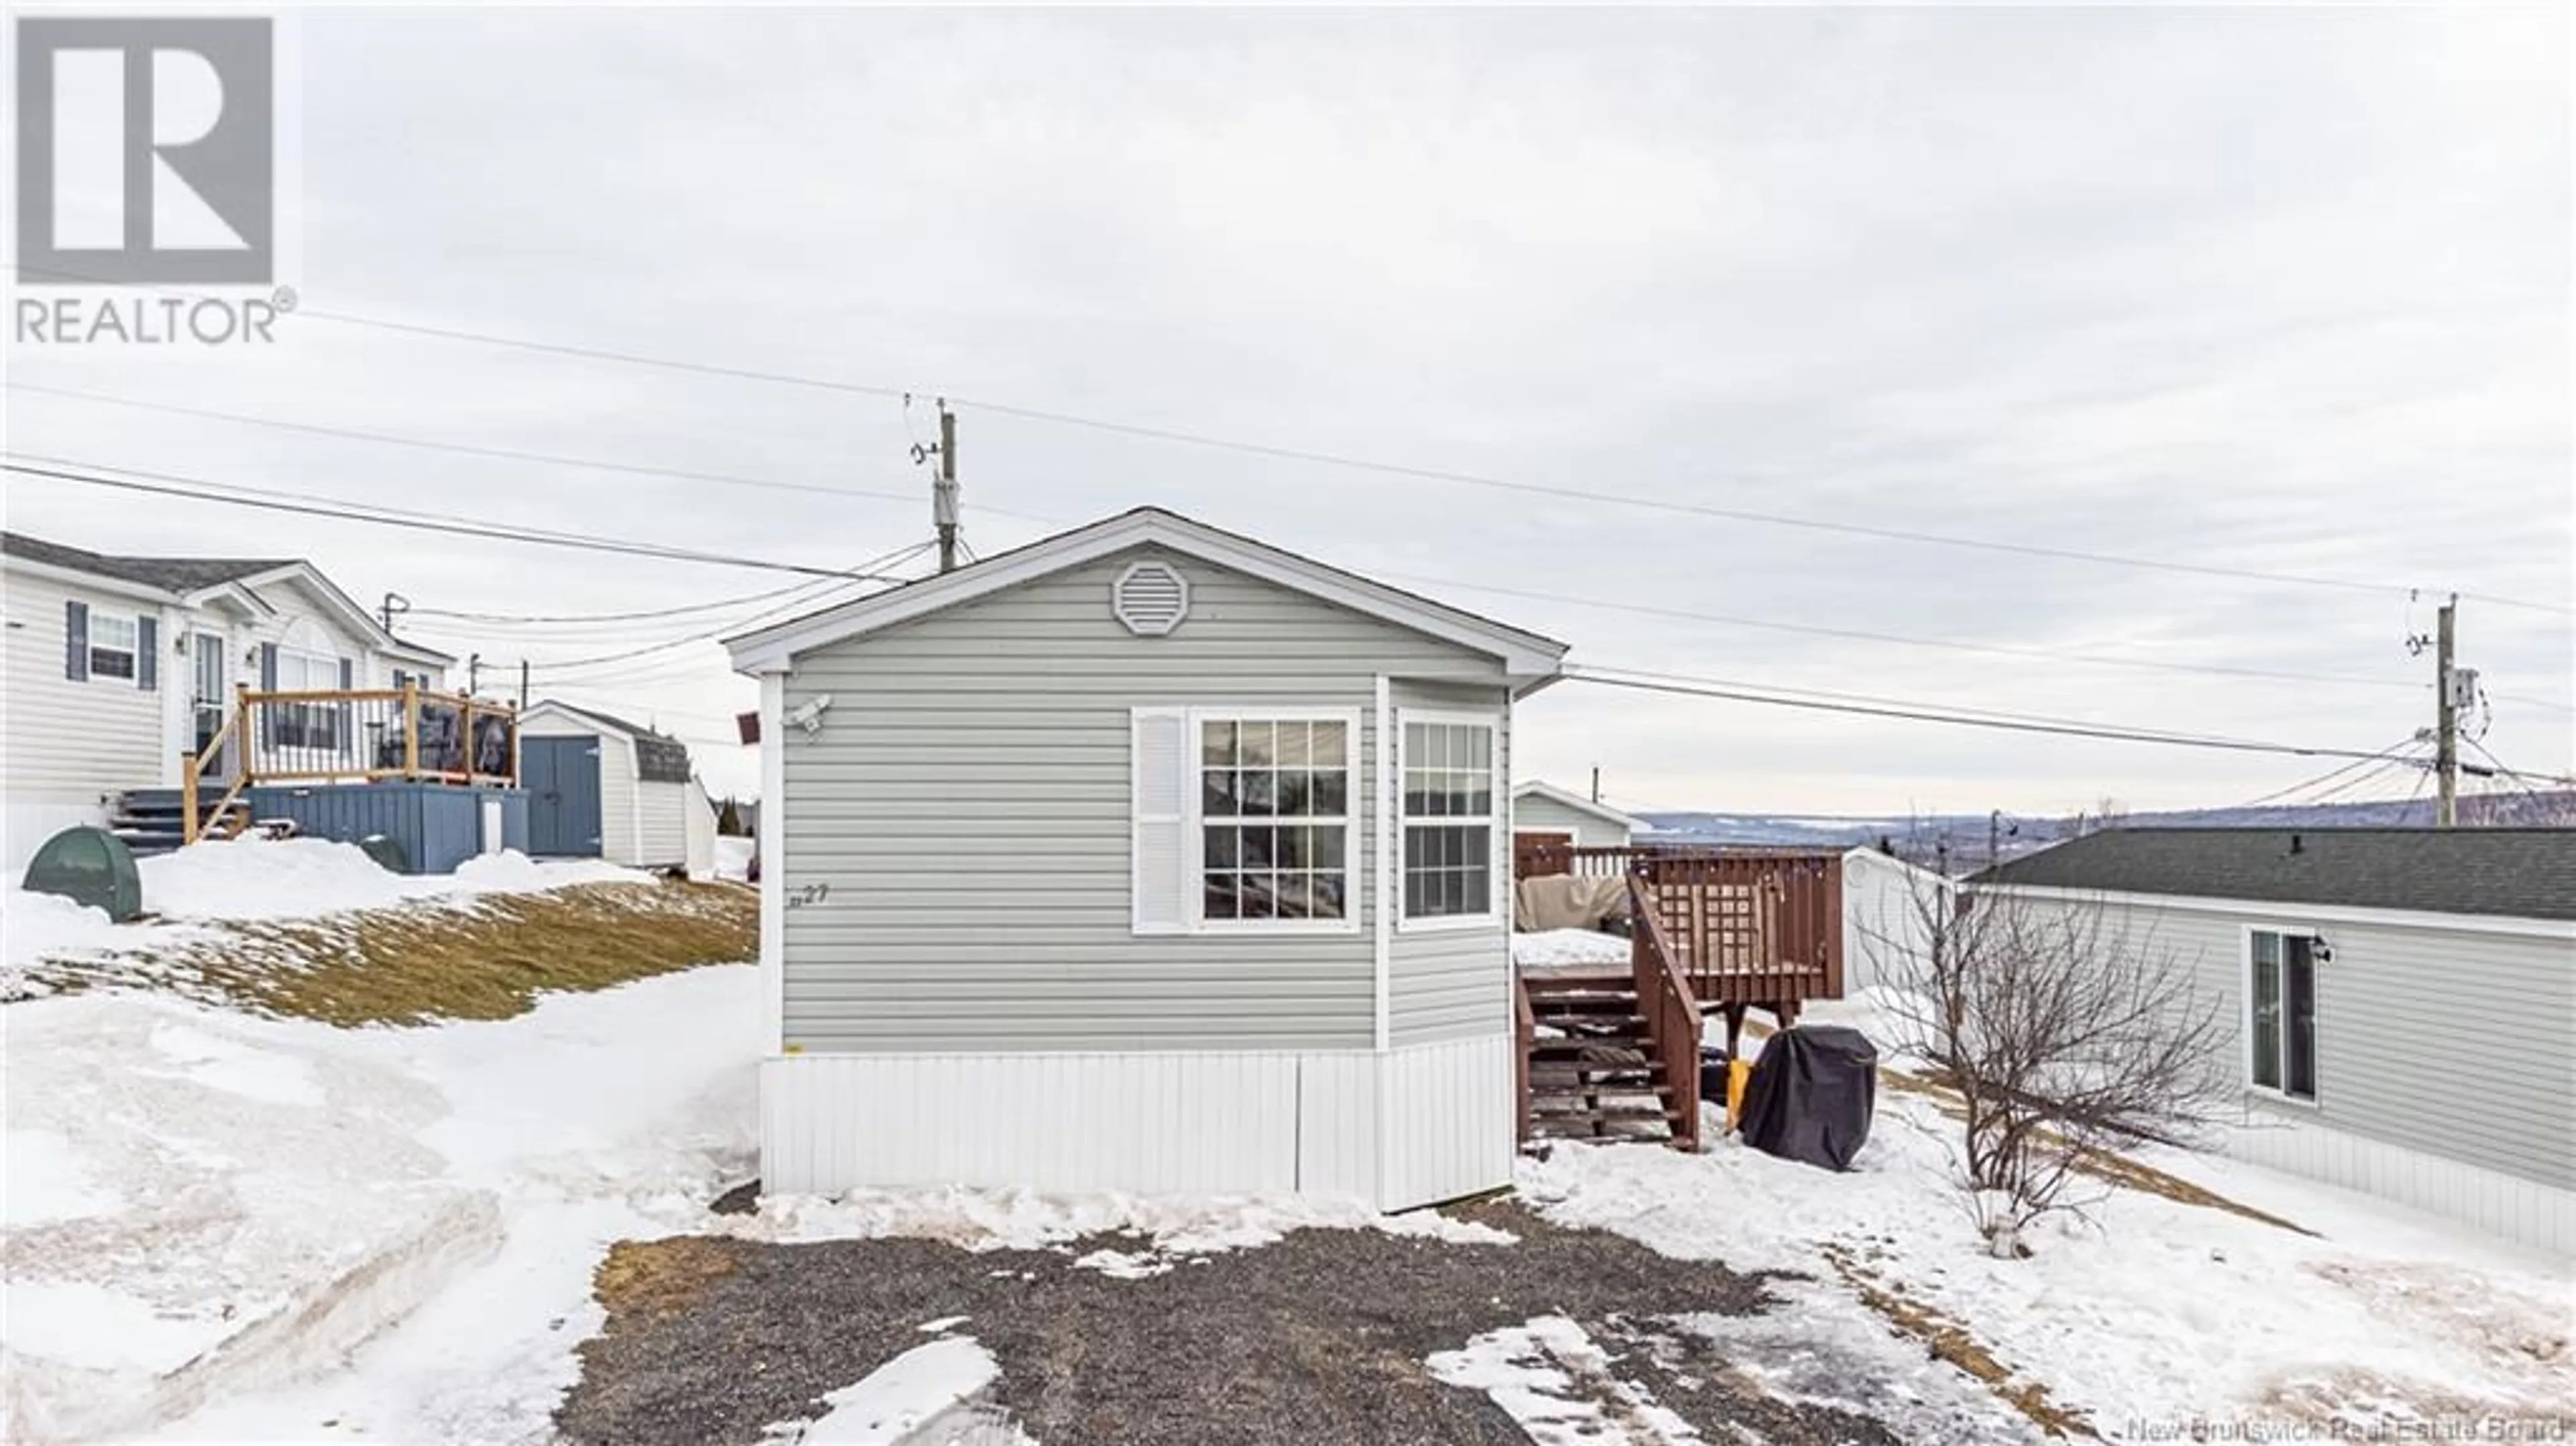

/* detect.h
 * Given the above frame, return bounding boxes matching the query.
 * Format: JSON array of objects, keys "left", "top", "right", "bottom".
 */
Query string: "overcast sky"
[{"left": 7, "top": 6, "right": 2569, "bottom": 816}]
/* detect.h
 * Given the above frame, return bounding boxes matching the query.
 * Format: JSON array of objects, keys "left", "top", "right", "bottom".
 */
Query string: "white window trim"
[
  {"left": 1394, "top": 706, "right": 1504, "bottom": 935},
  {"left": 2241, "top": 924, "right": 2323, "bottom": 1109},
  {"left": 87, "top": 611, "right": 141, "bottom": 681},
  {"left": 1185, "top": 704, "right": 1365, "bottom": 938}
]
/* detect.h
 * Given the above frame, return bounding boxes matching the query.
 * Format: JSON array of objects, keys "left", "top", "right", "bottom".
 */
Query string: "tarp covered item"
[
  {"left": 1513, "top": 873, "right": 1631, "bottom": 932},
  {"left": 1735, "top": 1025, "right": 1878, "bottom": 1170}
]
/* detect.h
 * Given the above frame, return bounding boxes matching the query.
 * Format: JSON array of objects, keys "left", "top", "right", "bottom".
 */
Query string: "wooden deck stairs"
[
  {"left": 1513, "top": 854, "right": 1847, "bottom": 1155},
  {"left": 1520, "top": 974, "right": 1690, "bottom": 1144}
]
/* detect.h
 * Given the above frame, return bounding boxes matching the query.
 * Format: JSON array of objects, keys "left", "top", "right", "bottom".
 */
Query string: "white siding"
[
  {"left": 1511, "top": 791, "right": 1630, "bottom": 848},
  {"left": 635, "top": 779, "right": 690, "bottom": 869},
  {"left": 1377, "top": 1034, "right": 1515, "bottom": 1208},
  {"left": 1841, "top": 850, "right": 1947, "bottom": 995},
  {"left": 2, "top": 569, "right": 167, "bottom": 861},
  {"left": 761, "top": 1038, "right": 1501, "bottom": 1209},
  {"left": 775, "top": 545, "right": 1508, "bottom": 1056},
  {"left": 2006, "top": 892, "right": 2575, "bottom": 1197}
]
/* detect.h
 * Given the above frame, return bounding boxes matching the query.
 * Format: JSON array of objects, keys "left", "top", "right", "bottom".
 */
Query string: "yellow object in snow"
[{"left": 1724, "top": 1056, "right": 1752, "bottom": 1133}]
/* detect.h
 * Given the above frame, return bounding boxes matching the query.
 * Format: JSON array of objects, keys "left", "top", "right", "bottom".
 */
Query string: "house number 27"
[{"left": 786, "top": 883, "right": 830, "bottom": 909}]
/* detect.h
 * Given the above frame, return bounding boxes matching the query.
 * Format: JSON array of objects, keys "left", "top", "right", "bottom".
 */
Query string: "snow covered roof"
[{"left": 1970, "top": 827, "right": 2576, "bottom": 923}]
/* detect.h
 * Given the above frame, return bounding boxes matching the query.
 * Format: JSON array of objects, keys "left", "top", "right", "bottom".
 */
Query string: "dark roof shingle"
[
  {"left": 1970, "top": 828, "right": 2576, "bottom": 922},
  {"left": 3, "top": 531, "right": 296, "bottom": 593}
]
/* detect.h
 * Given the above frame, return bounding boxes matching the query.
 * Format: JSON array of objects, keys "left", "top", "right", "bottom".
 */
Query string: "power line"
[
  {"left": 404, "top": 577, "right": 822, "bottom": 626},
  {"left": 1396, "top": 571, "right": 2429, "bottom": 694},
  {"left": 10, "top": 258, "right": 2563, "bottom": 616},
  {"left": 3, "top": 456, "right": 920, "bottom": 582},
  {"left": 2233, "top": 736, "right": 2429, "bottom": 809},
  {"left": 1562, "top": 663, "right": 2409, "bottom": 762},
  {"left": 9, "top": 382, "right": 1065, "bottom": 525},
  {"left": 520, "top": 540, "right": 937, "bottom": 675}
]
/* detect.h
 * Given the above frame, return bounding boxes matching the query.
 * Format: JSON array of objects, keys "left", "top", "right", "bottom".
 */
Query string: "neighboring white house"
[
  {"left": 1974, "top": 828, "right": 2576, "bottom": 1255},
  {"left": 516, "top": 700, "right": 708, "bottom": 871},
  {"left": 725, "top": 507, "right": 1568, "bottom": 1211},
  {"left": 1838, "top": 844, "right": 1953, "bottom": 995},
  {"left": 1, "top": 533, "right": 452, "bottom": 869},
  {"left": 1510, "top": 779, "right": 1642, "bottom": 848}
]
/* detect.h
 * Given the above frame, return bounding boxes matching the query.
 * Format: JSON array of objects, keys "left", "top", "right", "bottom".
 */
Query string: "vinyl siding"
[
  {"left": 1511, "top": 791, "right": 1629, "bottom": 847},
  {"left": 2010, "top": 893, "right": 2574, "bottom": 1190},
  {"left": 1388, "top": 679, "right": 1513, "bottom": 1047},
  {"left": 1, "top": 567, "right": 168, "bottom": 805},
  {"left": 777, "top": 545, "right": 1508, "bottom": 1054},
  {"left": 635, "top": 779, "right": 690, "bottom": 868}
]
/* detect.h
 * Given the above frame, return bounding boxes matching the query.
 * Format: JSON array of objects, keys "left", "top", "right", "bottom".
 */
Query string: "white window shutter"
[{"left": 1131, "top": 708, "right": 1189, "bottom": 935}]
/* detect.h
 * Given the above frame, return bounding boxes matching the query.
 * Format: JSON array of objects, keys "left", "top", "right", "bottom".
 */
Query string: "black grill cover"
[{"left": 1737, "top": 1025, "right": 1878, "bottom": 1170}]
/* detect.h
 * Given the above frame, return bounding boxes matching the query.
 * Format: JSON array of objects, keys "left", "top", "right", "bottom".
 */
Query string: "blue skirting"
[{"left": 246, "top": 783, "right": 529, "bottom": 875}]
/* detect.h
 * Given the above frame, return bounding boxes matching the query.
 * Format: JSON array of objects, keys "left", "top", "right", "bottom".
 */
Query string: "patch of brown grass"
[
  {"left": 29, "top": 881, "right": 756, "bottom": 1026},
  {"left": 594, "top": 1237, "right": 743, "bottom": 1323},
  {"left": 1820, "top": 1243, "right": 2097, "bottom": 1439},
  {"left": 209, "top": 882, "right": 755, "bottom": 1025}
]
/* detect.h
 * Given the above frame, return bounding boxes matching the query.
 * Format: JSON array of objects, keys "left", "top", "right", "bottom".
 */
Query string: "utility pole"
[
  {"left": 379, "top": 591, "right": 409, "bottom": 634},
  {"left": 934, "top": 402, "right": 961, "bottom": 574},
  {"left": 1589, "top": 765, "right": 1601, "bottom": 803},
  {"left": 468, "top": 651, "right": 482, "bottom": 697},
  {"left": 1989, "top": 809, "right": 2002, "bottom": 868},
  {"left": 2434, "top": 596, "right": 2458, "bottom": 829},
  {"left": 518, "top": 659, "right": 529, "bottom": 712}
]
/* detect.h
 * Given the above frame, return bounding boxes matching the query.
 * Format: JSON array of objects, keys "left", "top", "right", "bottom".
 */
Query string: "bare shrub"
[{"left": 1866, "top": 877, "right": 2228, "bottom": 1256}]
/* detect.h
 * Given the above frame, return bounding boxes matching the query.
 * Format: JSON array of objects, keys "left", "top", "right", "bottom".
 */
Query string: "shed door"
[{"left": 524, "top": 736, "right": 604, "bottom": 857}]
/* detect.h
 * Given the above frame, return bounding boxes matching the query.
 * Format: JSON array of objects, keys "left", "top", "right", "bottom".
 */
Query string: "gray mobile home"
[
  {"left": 1975, "top": 828, "right": 2575, "bottom": 1254},
  {"left": 1510, "top": 779, "right": 1642, "bottom": 849},
  {"left": 725, "top": 508, "right": 1567, "bottom": 1209}
]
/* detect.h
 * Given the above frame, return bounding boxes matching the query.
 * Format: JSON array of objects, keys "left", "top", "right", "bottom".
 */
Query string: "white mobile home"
[
  {"left": 1510, "top": 779, "right": 1642, "bottom": 849},
  {"left": 1, "top": 533, "right": 452, "bottom": 867},
  {"left": 1976, "top": 828, "right": 2576, "bottom": 1254},
  {"left": 726, "top": 508, "right": 1567, "bottom": 1210}
]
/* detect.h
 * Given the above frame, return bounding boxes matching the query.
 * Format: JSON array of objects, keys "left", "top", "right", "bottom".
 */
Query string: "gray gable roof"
[
  {"left": 1971, "top": 828, "right": 2576, "bottom": 922},
  {"left": 3, "top": 531, "right": 296, "bottom": 592}
]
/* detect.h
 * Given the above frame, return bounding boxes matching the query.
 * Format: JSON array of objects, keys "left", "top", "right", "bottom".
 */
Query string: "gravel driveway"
[{"left": 556, "top": 1199, "right": 1911, "bottom": 1446}]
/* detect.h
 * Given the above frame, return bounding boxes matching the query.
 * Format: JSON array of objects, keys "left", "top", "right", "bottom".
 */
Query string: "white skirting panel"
[
  {"left": 2221, "top": 1113, "right": 2575, "bottom": 1256},
  {"left": 1378, "top": 1034, "right": 1515, "bottom": 1212},
  {"left": 763, "top": 1035, "right": 1513, "bottom": 1209}
]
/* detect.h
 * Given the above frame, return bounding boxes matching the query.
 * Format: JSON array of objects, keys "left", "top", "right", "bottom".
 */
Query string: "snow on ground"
[
  {"left": 1511, "top": 928, "right": 1630, "bottom": 969},
  {"left": 1523, "top": 1001, "right": 2576, "bottom": 1440},
  {"left": 731, "top": 1182, "right": 1517, "bottom": 1269},
  {"left": 2, "top": 837, "right": 659, "bottom": 985},
  {"left": 1428, "top": 1316, "right": 1705, "bottom": 1446},
  {"left": 138, "top": 836, "right": 651, "bottom": 922},
  {"left": 2, "top": 963, "right": 758, "bottom": 1444},
  {"left": 762, "top": 1335, "right": 1003, "bottom": 1444},
  {"left": 708, "top": 834, "right": 756, "bottom": 883}
]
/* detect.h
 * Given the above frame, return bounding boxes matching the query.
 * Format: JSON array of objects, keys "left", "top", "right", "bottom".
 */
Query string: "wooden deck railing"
[
  {"left": 1521, "top": 844, "right": 1845, "bottom": 1004},
  {"left": 179, "top": 683, "right": 519, "bottom": 844},
  {"left": 1627, "top": 873, "right": 1703, "bottom": 1152}
]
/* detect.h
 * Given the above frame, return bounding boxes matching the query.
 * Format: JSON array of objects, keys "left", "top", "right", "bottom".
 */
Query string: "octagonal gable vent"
[{"left": 1112, "top": 560, "right": 1190, "bottom": 636}]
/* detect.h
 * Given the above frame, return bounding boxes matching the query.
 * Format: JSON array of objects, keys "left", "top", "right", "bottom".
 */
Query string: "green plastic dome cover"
[
  {"left": 358, "top": 834, "right": 411, "bottom": 875},
  {"left": 25, "top": 826, "right": 143, "bottom": 923}
]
